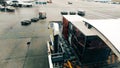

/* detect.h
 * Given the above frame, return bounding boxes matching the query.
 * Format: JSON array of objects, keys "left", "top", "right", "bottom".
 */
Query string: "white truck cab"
[{"left": 6, "top": 0, "right": 32, "bottom": 7}]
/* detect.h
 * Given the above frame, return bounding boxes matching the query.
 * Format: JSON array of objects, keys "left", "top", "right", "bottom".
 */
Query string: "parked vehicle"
[
  {"left": 68, "top": 1, "right": 72, "bottom": 4},
  {"left": 6, "top": 6, "right": 15, "bottom": 12},
  {"left": 0, "top": 1, "right": 7, "bottom": 7},
  {"left": 42, "top": 2, "right": 47, "bottom": 4},
  {"left": 77, "top": 10, "right": 85, "bottom": 16},
  {"left": 0, "top": 5, "right": 5, "bottom": 11},
  {"left": 6, "top": 0, "right": 19, "bottom": 7},
  {"left": 21, "top": 20, "right": 31, "bottom": 26},
  {"left": 61, "top": 11, "right": 68, "bottom": 15},
  {"left": 69, "top": 11, "right": 76, "bottom": 15},
  {"left": 47, "top": 0, "right": 52, "bottom": 3},
  {"left": 6, "top": 0, "right": 32, "bottom": 7},
  {"left": 39, "top": 11, "right": 46, "bottom": 19},
  {"left": 22, "top": 2, "right": 32, "bottom": 7},
  {"left": 0, "top": 5, "right": 15, "bottom": 12},
  {"left": 31, "top": 17, "right": 39, "bottom": 22}
]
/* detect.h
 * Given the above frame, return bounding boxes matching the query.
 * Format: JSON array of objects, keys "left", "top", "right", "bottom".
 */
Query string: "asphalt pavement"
[{"left": 0, "top": 6, "right": 49, "bottom": 68}]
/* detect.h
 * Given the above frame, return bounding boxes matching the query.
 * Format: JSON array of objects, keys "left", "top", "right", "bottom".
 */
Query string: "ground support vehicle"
[
  {"left": 39, "top": 11, "right": 46, "bottom": 19},
  {"left": 22, "top": 3, "right": 32, "bottom": 7},
  {"left": 0, "top": 6, "right": 15, "bottom": 12},
  {"left": 47, "top": 0, "right": 52, "bottom": 3},
  {"left": 77, "top": 10, "right": 85, "bottom": 16},
  {"left": 0, "top": 7, "right": 6, "bottom": 12},
  {"left": 6, "top": 0, "right": 32, "bottom": 7},
  {"left": 69, "top": 11, "right": 76, "bottom": 15},
  {"left": 31, "top": 17, "right": 39, "bottom": 22},
  {"left": 47, "top": 15, "right": 120, "bottom": 68},
  {"left": 61, "top": 11, "right": 68, "bottom": 15},
  {"left": 6, "top": 6, "right": 15, "bottom": 12},
  {"left": 68, "top": 1, "right": 72, "bottom": 4},
  {"left": 0, "top": 5, "right": 4, "bottom": 11},
  {"left": 21, "top": 20, "right": 31, "bottom": 26}
]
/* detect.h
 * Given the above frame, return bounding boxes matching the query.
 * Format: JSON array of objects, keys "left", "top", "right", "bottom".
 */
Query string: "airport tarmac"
[
  {"left": 0, "top": 0, "right": 120, "bottom": 68},
  {"left": 0, "top": 6, "right": 49, "bottom": 68}
]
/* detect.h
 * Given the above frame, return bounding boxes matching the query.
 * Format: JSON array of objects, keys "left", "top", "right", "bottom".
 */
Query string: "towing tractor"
[
  {"left": 47, "top": 15, "right": 120, "bottom": 68},
  {"left": 39, "top": 11, "right": 47, "bottom": 19}
]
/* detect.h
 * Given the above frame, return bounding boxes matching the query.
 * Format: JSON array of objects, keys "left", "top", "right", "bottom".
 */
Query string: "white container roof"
[{"left": 88, "top": 19, "right": 120, "bottom": 53}]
